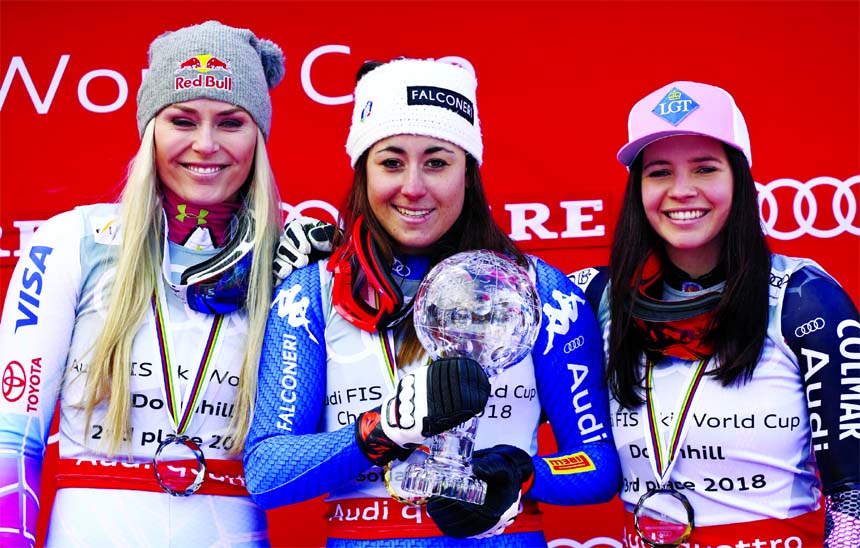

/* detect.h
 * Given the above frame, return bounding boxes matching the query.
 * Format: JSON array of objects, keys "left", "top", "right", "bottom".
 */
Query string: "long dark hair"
[
  {"left": 334, "top": 60, "right": 526, "bottom": 365},
  {"left": 607, "top": 144, "right": 771, "bottom": 408}
]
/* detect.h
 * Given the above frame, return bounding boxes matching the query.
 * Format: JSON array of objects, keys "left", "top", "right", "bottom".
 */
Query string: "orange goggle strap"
[
  {"left": 329, "top": 216, "right": 405, "bottom": 332},
  {"left": 630, "top": 252, "right": 721, "bottom": 361}
]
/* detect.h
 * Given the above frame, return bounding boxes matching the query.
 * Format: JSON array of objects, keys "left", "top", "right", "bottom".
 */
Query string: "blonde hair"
[{"left": 83, "top": 121, "right": 280, "bottom": 455}]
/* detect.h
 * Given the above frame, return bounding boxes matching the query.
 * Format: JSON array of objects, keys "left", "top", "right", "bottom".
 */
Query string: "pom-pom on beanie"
[
  {"left": 346, "top": 58, "right": 483, "bottom": 166},
  {"left": 137, "top": 20, "right": 285, "bottom": 140}
]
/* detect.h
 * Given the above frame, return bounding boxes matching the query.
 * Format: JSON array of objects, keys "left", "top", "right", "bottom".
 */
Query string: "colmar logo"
[
  {"left": 652, "top": 87, "right": 699, "bottom": 126},
  {"left": 174, "top": 54, "right": 233, "bottom": 92},
  {"left": 544, "top": 452, "right": 596, "bottom": 475}
]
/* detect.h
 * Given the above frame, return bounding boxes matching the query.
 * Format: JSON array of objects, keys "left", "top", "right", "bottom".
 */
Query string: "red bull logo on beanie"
[
  {"left": 174, "top": 54, "right": 233, "bottom": 92},
  {"left": 652, "top": 87, "right": 699, "bottom": 126},
  {"left": 175, "top": 54, "right": 232, "bottom": 74}
]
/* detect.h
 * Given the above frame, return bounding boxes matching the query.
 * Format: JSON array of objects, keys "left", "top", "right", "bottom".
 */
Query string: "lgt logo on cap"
[{"left": 652, "top": 87, "right": 699, "bottom": 126}]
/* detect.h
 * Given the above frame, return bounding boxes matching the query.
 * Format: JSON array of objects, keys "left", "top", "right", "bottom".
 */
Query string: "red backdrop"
[{"left": 1, "top": 2, "right": 858, "bottom": 547}]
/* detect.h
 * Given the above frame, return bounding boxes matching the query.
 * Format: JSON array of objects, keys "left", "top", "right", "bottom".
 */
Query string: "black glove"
[
  {"left": 273, "top": 217, "right": 337, "bottom": 283},
  {"left": 355, "top": 357, "right": 490, "bottom": 466},
  {"left": 428, "top": 444, "right": 535, "bottom": 539}
]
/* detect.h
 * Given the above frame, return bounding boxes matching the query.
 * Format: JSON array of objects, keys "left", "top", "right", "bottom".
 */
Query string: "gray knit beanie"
[{"left": 137, "top": 20, "right": 285, "bottom": 140}]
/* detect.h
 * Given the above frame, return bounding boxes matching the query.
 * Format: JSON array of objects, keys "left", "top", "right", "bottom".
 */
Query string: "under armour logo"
[{"left": 176, "top": 205, "right": 209, "bottom": 225}]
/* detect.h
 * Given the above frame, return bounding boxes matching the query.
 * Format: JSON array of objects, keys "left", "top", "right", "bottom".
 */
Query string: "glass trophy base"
[{"left": 401, "top": 461, "right": 487, "bottom": 505}]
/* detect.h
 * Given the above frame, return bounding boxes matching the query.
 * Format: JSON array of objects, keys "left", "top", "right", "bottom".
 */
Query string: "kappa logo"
[
  {"left": 542, "top": 289, "right": 586, "bottom": 355},
  {"left": 795, "top": 317, "right": 825, "bottom": 338},
  {"left": 652, "top": 87, "right": 699, "bottom": 126},
  {"left": 272, "top": 284, "right": 318, "bottom": 344}
]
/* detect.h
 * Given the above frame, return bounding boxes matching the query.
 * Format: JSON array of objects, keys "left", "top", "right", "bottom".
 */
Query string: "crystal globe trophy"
[{"left": 400, "top": 250, "right": 541, "bottom": 505}]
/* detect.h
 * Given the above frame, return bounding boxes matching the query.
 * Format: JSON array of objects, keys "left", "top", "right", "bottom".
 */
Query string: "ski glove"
[
  {"left": 428, "top": 444, "right": 535, "bottom": 539},
  {"left": 355, "top": 357, "right": 490, "bottom": 466},
  {"left": 273, "top": 216, "right": 336, "bottom": 283}
]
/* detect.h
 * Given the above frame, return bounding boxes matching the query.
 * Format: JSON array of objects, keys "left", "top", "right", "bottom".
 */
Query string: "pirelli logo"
[{"left": 544, "top": 452, "right": 595, "bottom": 475}]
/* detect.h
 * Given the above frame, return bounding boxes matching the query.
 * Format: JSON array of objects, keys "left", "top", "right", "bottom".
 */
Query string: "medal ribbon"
[
  {"left": 643, "top": 358, "right": 707, "bottom": 485},
  {"left": 378, "top": 328, "right": 398, "bottom": 387},
  {"left": 151, "top": 287, "right": 224, "bottom": 435}
]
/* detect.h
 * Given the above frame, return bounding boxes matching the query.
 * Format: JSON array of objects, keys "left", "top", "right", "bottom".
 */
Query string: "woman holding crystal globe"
[
  {"left": 571, "top": 81, "right": 860, "bottom": 546},
  {"left": 244, "top": 58, "right": 621, "bottom": 547}
]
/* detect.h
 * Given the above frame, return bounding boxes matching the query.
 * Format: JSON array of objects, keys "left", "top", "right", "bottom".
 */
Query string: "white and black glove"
[
  {"left": 273, "top": 216, "right": 337, "bottom": 283},
  {"left": 355, "top": 357, "right": 490, "bottom": 466},
  {"left": 428, "top": 444, "right": 535, "bottom": 539}
]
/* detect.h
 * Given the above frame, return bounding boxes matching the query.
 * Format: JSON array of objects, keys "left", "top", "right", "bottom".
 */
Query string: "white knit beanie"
[{"left": 345, "top": 58, "right": 483, "bottom": 166}]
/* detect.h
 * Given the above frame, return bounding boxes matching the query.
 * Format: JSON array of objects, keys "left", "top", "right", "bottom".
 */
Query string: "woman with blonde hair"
[{"left": 0, "top": 20, "right": 284, "bottom": 547}]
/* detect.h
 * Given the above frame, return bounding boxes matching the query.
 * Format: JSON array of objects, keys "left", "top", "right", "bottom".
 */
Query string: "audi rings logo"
[
  {"left": 392, "top": 257, "right": 411, "bottom": 278},
  {"left": 564, "top": 335, "right": 585, "bottom": 354},
  {"left": 280, "top": 200, "right": 339, "bottom": 225},
  {"left": 2, "top": 360, "right": 26, "bottom": 402},
  {"left": 795, "top": 317, "right": 826, "bottom": 338},
  {"left": 769, "top": 273, "right": 790, "bottom": 288},
  {"left": 757, "top": 176, "right": 859, "bottom": 240},
  {"left": 548, "top": 537, "right": 621, "bottom": 548}
]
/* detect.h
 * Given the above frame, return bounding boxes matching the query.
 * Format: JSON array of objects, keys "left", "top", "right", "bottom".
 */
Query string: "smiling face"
[
  {"left": 640, "top": 135, "right": 734, "bottom": 277},
  {"left": 366, "top": 135, "right": 467, "bottom": 255},
  {"left": 154, "top": 98, "right": 257, "bottom": 206}
]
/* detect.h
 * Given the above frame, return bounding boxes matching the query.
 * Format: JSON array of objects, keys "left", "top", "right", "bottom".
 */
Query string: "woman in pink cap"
[{"left": 572, "top": 81, "right": 859, "bottom": 546}]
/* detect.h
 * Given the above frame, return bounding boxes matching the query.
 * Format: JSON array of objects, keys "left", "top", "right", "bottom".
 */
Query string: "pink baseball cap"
[{"left": 617, "top": 81, "right": 752, "bottom": 167}]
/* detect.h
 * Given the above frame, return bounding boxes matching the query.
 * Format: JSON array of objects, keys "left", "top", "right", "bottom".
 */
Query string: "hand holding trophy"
[{"left": 400, "top": 249, "right": 541, "bottom": 505}]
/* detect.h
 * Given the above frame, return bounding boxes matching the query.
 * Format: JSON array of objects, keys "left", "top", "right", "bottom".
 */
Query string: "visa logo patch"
[
  {"left": 544, "top": 452, "right": 596, "bottom": 474},
  {"left": 652, "top": 87, "right": 699, "bottom": 126}
]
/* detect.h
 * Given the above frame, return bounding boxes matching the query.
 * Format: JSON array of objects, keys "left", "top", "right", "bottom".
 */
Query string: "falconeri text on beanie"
[
  {"left": 345, "top": 58, "right": 483, "bottom": 166},
  {"left": 136, "top": 20, "right": 285, "bottom": 140}
]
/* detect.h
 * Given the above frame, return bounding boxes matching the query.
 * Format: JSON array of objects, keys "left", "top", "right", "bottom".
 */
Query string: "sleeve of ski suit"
[
  {"left": 0, "top": 210, "right": 83, "bottom": 547},
  {"left": 244, "top": 262, "right": 372, "bottom": 509},
  {"left": 524, "top": 258, "right": 621, "bottom": 505},
  {"left": 782, "top": 266, "right": 860, "bottom": 547}
]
